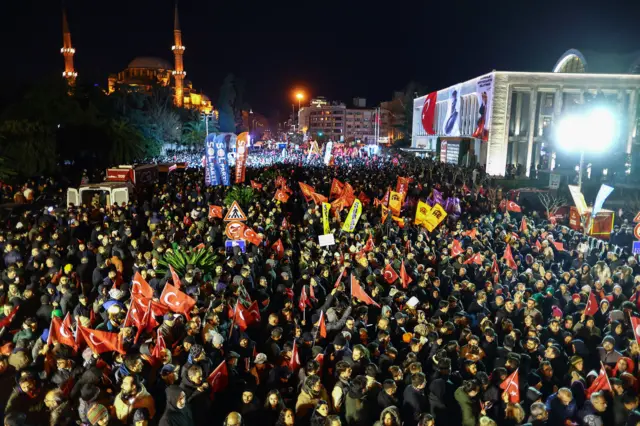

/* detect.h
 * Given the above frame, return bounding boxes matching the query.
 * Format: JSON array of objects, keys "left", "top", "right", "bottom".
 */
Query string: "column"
[
  {"left": 627, "top": 89, "right": 637, "bottom": 155},
  {"left": 514, "top": 92, "right": 523, "bottom": 136},
  {"left": 525, "top": 88, "right": 538, "bottom": 177}
]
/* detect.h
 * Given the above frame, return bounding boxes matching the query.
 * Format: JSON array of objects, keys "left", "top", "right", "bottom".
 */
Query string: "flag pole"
[{"left": 601, "top": 361, "right": 612, "bottom": 390}]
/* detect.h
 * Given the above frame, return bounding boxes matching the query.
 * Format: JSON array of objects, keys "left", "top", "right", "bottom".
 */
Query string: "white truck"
[{"left": 67, "top": 181, "right": 134, "bottom": 208}]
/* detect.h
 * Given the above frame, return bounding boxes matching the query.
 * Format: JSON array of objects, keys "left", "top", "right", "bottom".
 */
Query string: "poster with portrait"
[
  {"left": 473, "top": 75, "right": 494, "bottom": 141},
  {"left": 443, "top": 85, "right": 462, "bottom": 136}
]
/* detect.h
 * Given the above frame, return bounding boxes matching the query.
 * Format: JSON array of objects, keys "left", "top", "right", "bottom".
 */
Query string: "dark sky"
[{"left": 2, "top": 0, "right": 640, "bottom": 120}]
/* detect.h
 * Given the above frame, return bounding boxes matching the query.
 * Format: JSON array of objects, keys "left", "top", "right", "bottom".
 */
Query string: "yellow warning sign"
[{"left": 223, "top": 201, "right": 247, "bottom": 222}]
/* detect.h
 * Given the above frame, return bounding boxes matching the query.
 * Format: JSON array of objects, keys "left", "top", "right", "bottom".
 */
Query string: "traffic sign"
[
  {"left": 223, "top": 201, "right": 247, "bottom": 222},
  {"left": 634, "top": 212, "right": 640, "bottom": 223},
  {"left": 634, "top": 223, "right": 640, "bottom": 240},
  {"left": 633, "top": 241, "right": 640, "bottom": 255},
  {"left": 225, "top": 221, "right": 245, "bottom": 240}
]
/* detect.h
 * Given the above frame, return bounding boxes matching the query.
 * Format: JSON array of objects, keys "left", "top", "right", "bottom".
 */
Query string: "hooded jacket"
[
  {"left": 373, "top": 405, "right": 402, "bottom": 426},
  {"left": 158, "top": 385, "right": 194, "bottom": 426},
  {"left": 113, "top": 383, "right": 156, "bottom": 423}
]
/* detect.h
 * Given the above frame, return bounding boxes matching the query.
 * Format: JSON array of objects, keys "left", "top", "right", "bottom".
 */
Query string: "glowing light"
[{"left": 556, "top": 107, "right": 616, "bottom": 153}]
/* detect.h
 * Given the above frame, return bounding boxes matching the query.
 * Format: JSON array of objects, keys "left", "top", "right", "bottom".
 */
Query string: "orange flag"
[
  {"left": 357, "top": 191, "right": 370, "bottom": 206},
  {"left": 274, "top": 189, "right": 290, "bottom": 203},
  {"left": 330, "top": 178, "right": 345, "bottom": 200},
  {"left": 299, "top": 182, "right": 316, "bottom": 202},
  {"left": 381, "top": 205, "right": 390, "bottom": 224},
  {"left": 350, "top": 275, "right": 379, "bottom": 307},
  {"left": 271, "top": 239, "right": 284, "bottom": 260},
  {"left": 451, "top": 239, "right": 464, "bottom": 257},
  {"left": 250, "top": 180, "right": 263, "bottom": 190},
  {"left": 310, "top": 192, "right": 328, "bottom": 205},
  {"left": 208, "top": 205, "right": 223, "bottom": 219}
]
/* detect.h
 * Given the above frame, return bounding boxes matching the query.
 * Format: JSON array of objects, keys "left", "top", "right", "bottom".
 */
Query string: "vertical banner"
[
  {"left": 214, "top": 133, "right": 234, "bottom": 186},
  {"left": 421, "top": 92, "right": 438, "bottom": 135},
  {"left": 324, "top": 141, "right": 333, "bottom": 165},
  {"left": 396, "top": 177, "right": 411, "bottom": 196},
  {"left": 204, "top": 134, "right": 219, "bottom": 186},
  {"left": 592, "top": 184, "right": 614, "bottom": 217},
  {"left": 472, "top": 75, "right": 494, "bottom": 141},
  {"left": 322, "top": 202, "right": 331, "bottom": 235},
  {"left": 568, "top": 185, "right": 588, "bottom": 216},
  {"left": 389, "top": 191, "right": 402, "bottom": 216},
  {"left": 444, "top": 84, "right": 462, "bottom": 137},
  {"left": 341, "top": 199, "right": 363, "bottom": 233},
  {"left": 235, "top": 132, "right": 249, "bottom": 184}
]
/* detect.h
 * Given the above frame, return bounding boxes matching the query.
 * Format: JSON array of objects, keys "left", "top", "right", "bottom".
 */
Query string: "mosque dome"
[{"left": 127, "top": 57, "right": 173, "bottom": 70}]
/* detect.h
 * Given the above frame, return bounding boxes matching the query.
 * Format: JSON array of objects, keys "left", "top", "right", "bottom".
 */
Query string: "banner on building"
[
  {"left": 471, "top": 75, "right": 494, "bottom": 141},
  {"left": 444, "top": 84, "right": 462, "bottom": 137},
  {"left": 324, "top": 141, "right": 333, "bottom": 165},
  {"left": 322, "top": 202, "right": 331, "bottom": 235},
  {"left": 341, "top": 199, "right": 363, "bottom": 233},
  {"left": 421, "top": 92, "right": 437, "bottom": 135},
  {"left": 235, "top": 132, "right": 249, "bottom": 184},
  {"left": 568, "top": 185, "right": 588, "bottom": 216}
]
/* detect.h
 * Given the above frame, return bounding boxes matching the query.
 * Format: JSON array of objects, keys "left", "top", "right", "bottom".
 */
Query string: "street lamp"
[
  {"left": 555, "top": 107, "right": 616, "bottom": 189},
  {"left": 293, "top": 92, "right": 304, "bottom": 132}
]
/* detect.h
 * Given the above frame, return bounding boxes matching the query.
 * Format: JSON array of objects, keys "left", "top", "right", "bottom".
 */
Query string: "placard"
[{"left": 318, "top": 234, "right": 335, "bottom": 247}]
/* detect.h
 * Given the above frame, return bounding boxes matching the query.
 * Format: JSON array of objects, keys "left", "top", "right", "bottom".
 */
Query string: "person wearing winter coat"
[
  {"left": 309, "top": 400, "right": 330, "bottom": 426},
  {"left": 345, "top": 375, "right": 374, "bottom": 426},
  {"left": 402, "top": 372, "right": 428, "bottom": 426},
  {"left": 373, "top": 405, "right": 402, "bottom": 426},
  {"left": 158, "top": 385, "right": 194, "bottom": 426},
  {"left": 112, "top": 375, "right": 156, "bottom": 424},
  {"left": 545, "top": 388, "right": 577, "bottom": 426},
  {"left": 295, "top": 375, "right": 329, "bottom": 422},
  {"left": 454, "top": 380, "right": 481, "bottom": 426},
  {"left": 577, "top": 391, "right": 607, "bottom": 426}
]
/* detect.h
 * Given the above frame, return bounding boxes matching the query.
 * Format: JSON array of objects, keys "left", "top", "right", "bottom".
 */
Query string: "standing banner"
[
  {"left": 568, "top": 185, "right": 588, "bottom": 216},
  {"left": 215, "top": 133, "right": 234, "bottom": 186},
  {"left": 341, "top": 199, "right": 363, "bottom": 233},
  {"left": 472, "top": 74, "right": 494, "bottom": 141},
  {"left": 235, "top": 132, "right": 249, "bottom": 184},
  {"left": 396, "top": 177, "right": 411, "bottom": 197},
  {"left": 324, "top": 141, "right": 333, "bottom": 165},
  {"left": 421, "top": 92, "right": 437, "bottom": 135},
  {"left": 592, "top": 184, "right": 614, "bottom": 217},
  {"left": 322, "top": 202, "right": 331, "bottom": 235},
  {"left": 389, "top": 191, "right": 402, "bottom": 216},
  {"left": 204, "top": 134, "right": 218, "bottom": 186},
  {"left": 444, "top": 85, "right": 462, "bottom": 137},
  {"left": 415, "top": 200, "right": 432, "bottom": 226}
]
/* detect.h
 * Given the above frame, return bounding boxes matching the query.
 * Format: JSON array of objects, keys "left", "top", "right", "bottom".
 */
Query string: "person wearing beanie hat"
[
  {"left": 599, "top": 335, "right": 623, "bottom": 368},
  {"left": 87, "top": 403, "right": 109, "bottom": 425}
]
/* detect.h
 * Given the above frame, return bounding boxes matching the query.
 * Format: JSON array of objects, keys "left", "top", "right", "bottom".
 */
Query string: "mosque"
[{"left": 61, "top": 4, "right": 212, "bottom": 114}]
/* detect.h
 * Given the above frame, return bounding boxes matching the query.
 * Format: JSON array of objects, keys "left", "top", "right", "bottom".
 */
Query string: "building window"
[{"left": 545, "top": 94, "right": 554, "bottom": 108}]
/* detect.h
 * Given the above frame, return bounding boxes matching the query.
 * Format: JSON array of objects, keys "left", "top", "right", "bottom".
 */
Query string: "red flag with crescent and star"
[
  {"left": 208, "top": 361, "right": 229, "bottom": 395},
  {"left": 77, "top": 325, "right": 125, "bottom": 354},
  {"left": 400, "top": 261, "right": 412, "bottom": 289},
  {"left": 160, "top": 283, "right": 196, "bottom": 320},
  {"left": 586, "top": 363, "right": 611, "bottom": 398},
  {"left": 351, "top": 275, "right": 380, "bottom": 307},
  {"left": 499, "top": 369, "right": 520, "bottom": 403},
  {"left": 383, "top": 264, "right": 399, "bottom": 284},
  {"left": 169, "top": 265, "right": 182, "bottom": 289},
  {"left": 47, "top": 314, "right": 76, "bottom": 348},
  {"left": 131, "top": 271, "right": 153, "bottom": 299}
]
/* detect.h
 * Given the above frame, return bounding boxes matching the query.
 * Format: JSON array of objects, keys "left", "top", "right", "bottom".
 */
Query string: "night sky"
[{"left": 2, "top": 0, "right": 640, "bottom": 120}]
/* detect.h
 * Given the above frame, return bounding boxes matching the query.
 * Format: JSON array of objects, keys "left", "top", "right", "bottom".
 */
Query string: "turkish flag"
[
  {"left": 451, "top": 239, "right": 464, "bottom": 257},
  {"left": 233, "top": 301, "right": 259, "bottom": 331},
  {"left": 160, "top": 283, "right": 196, "bottom": 320},
  {"left": 250, "top": 180, "right": 263, "bottom": 190},
  {"left": 334, "top": 268, "right": 346, "bottom": 289},
  {"left": 316, "top": 311, "right": 327, "bottom": 338},
  {"left": 274, "top": 189, "right": 290, "bottom": 203},
  {"left": 299, "top": 287, "right": 312, "bottom": 311},
  {"left": 507, "top": 201, "right": 522, "bottom": 213},
  {"left": 309, "top": 191, "right": 328, "bottom": 205},
  {"left": 400, "top": 261, "right": 412, "bottom": 289},
  {"left": 421, "top": 92, "right": 437, "bottom": 135},
  {"left": 131, "top": 272, "right": 153, "bottom": 299},
  {"left": 242, "top": 226, "right": 263, "bottom": 246},
  {"left": 330, "top": 178, "right": 345, "bottom": 200},
  {"left": 363, "top": 234, "right": 375, "bottom": 252},
  {"left": 351, "top": 275, "right": 379, "bottom": 307},
  {"left": 290, "top": 342, "right": 301, "bottom": 371},
  {"left": 499, "top": 369, "right": 520, "bottom": 403},
  {"left": 78, "top": 325, "right": 125, "bottom": 354},
  {"left": 169, "top": 265, "right": 182, "bottom": 289},
  {"left": 464, "top": 253, "right": 483, "bottom": 265},
  {"left": 0, "top": 306, "right": 19, "bottom": 329},
  {"left": 585, "top": 290, "right": 599, "bottom": 316},
  {"left": 631, "top": 316, "right": 640, "bottom": 345},
  {"left": 464, "top": 228, "right": 477, "bottom": 239},
  {"left": 309, "top": 284, "right": 316, "bottom": 301},
  {"left": 281, "top": 217, "right": 290, "bottom": 229},
  {"left": 247, "top": 301, "right": 261, "bottom": 323},
  {"left": 383, "top": 264, "right": 399, "bottom": 284},
  {"left": 314, "top": 353, "right": 325, "bottom": 371},
  {"left": 553, "top": 242, "right": 564, "bottom": 251},
  {"left": 586, "top": 364, "right": 611, "bottom": 397},
  {"left": 151, "top": 329, "right": 166, "bottom": 360},
  {"left": 47, "top": 314, "right": 76, "bottom": 348},
  {"left": 520, "top": 217, "right": 528, "bottom": 233},
  {"left": 208, "top": 361, "right": 229, "bottom": 394},
  {"left": 298, "top": 182, "right": 316, "bottom": 202},
  {"left": 208, "top": 205, "right": 223, "bottom": 219},
  {"left": 491, "top": 257, "right": 500, "bottom": 283},
  {"left": 503, "top": 244, "right": 517, "bottom": 270},
  {"left": 125, "top": 296, "right": 148, "bottom": 343},
  {"left": 271, "top": 239, "right": 284, "bottom": 260}
]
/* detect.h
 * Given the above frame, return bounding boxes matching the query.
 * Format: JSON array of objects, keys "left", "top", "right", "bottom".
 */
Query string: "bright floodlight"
[
  {"left": 555, "top": 107, "right": 616, "bottom": 153},
  {"left": 585, "top": 107, "right": 615, "bottom": 151}
]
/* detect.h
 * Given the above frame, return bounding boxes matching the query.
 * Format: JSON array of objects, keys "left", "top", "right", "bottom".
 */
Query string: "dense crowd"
[{"left": 0, "top": 152, "right": 639, "bottom": 426}]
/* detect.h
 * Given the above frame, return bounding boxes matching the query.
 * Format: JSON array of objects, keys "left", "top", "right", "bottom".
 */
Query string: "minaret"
[
  {"left": 172, "top": 2, "right": 186, "bottom": 107},
  {"left": 61, "top": 9, "right": 77, "bottom": 86}
]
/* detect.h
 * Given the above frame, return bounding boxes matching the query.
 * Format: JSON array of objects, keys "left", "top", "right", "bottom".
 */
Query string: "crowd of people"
[{"left": 0, "top": 151, "right": 639, "bottom": 426}]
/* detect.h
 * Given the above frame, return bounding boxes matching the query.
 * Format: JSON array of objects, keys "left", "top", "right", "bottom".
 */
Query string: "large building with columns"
[{"left": 412, "top": 49, "right": 640, "bottom": 176}]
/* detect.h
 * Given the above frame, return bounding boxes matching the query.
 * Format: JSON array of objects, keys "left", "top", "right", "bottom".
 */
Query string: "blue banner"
[
  {"left": 214, "top": 133, "right": 233, "bottom": 186},
  {"left": 592, "top": 184, "right": 614, "bottom": 217},
  {"left": 204, "top": 134, "right": 218, "bottom": 186}
]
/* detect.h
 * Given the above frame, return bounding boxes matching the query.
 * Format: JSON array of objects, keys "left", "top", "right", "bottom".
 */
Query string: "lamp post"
[
  {"left": 555, "top": 107, "right": 616, "bottom": 190},
  {"left": 294, "top": 92, "right": 304, "bottom": 132}
]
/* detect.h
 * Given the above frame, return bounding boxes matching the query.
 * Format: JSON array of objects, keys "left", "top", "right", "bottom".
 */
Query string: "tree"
[
  {"left": 0, "top": 155, "right": 16, "bottom": 181},
  {"left": 538, "top": 192, "right": 567, "bottom": 220},
  {"left": 394, "top": 81, "right": 427, "bottom": 144},
  {"left": 182, "top": 121, "right": 207, "bottom": 149},
  {"left": 218, "top": 74, "right": 236, "bottom": 133},
  {"left": 0, "top": 120, "right": 57, "bottom": 177},
  {"left": 107, "top": 119, "right": 147, "bottom": 165}
]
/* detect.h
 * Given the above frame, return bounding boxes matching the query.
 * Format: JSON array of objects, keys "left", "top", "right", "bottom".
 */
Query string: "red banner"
[
  {"left": 421, "top": 92, "right": 437, "bottom": 135},
  {"left": 235, "top": 134, "right": 249, "bottom": 184}
]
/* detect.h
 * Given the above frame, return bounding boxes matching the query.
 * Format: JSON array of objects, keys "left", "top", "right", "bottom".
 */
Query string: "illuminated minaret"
[
  {"left": 172, "top": 2, "right": 186, "bottom": 107},
  {"left": 61, "top": 9, "right": 77, "bottom": 86}
]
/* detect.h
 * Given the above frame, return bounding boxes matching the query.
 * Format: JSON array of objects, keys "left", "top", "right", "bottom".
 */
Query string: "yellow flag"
[
  {"left": 423, "top": 203, "right": 447, "bottom": 231},
  {"left": 341, "top": 199, "right": 363, "bottom": 233},
  {"left": 389, "top": 191, "right": 402, "bottom": 216},
  {"left": 322, "top": 202, "right": 331, "bottom": 235},
  {"left": 415, "top": 201, "right": 432, "bottom": 226}
]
